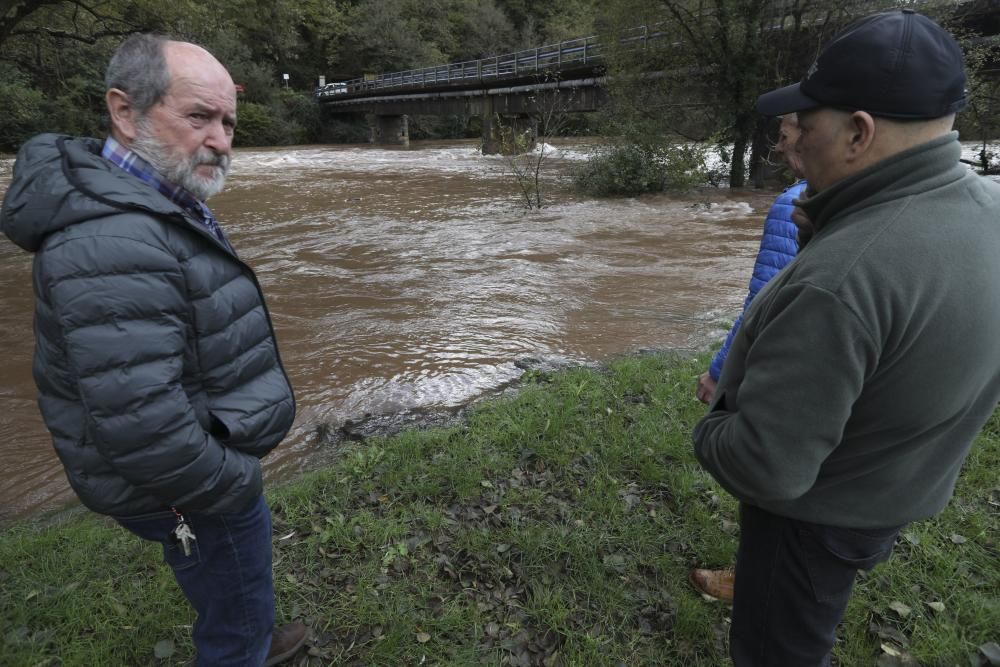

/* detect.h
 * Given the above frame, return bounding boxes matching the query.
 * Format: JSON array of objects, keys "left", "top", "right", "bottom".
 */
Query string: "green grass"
[{"left": 1, "top": 352, "right": 997, "bottom": 666}]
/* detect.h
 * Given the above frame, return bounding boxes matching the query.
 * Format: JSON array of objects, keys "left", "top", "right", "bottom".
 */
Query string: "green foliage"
[
  {"left": 233, "top": 102, "right": 279, "bottom": 146},
  {"left": 593, "top": 0, "right": 902, "bottom": 187},
  {"left": 0, "top": 81, "right": 48, "bottom": 149},
  {"left": 234, "top": 92, "right": 318, "bottom": 147},
  {"left": 574, "top": 142, "right": 708, "bottom": 196},
  {"left": 277, "top": 90, "right": 321, "bottom": 143},
  {"left": 0, "top": 0, "right": 603, "bottom": 151}
]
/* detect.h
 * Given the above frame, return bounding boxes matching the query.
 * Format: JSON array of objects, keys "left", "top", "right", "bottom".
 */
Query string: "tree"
[
  {"left": 595, "top": 0, "right": 889, "bottom": 187},
  {"left": 495, "top": 74, "right": 585, "bottom": 209},
  {"left": 926, "top": 0, "right": 1000, "bottom": 173}
]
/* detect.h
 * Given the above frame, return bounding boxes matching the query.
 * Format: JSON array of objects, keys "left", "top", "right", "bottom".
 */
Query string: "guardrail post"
[
  {"left": 534, "top": 47, "right": 539, "bottom": 72},
  {"left": 583, "top": 37, "right": 589, "bottom": 64}
]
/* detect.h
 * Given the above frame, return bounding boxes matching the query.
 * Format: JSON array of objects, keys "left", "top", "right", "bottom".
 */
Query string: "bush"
[
  {"left": 0, "top": 82, "right": 48, "bottom": 151},
  {"left": 279, "top": 90, "right": 321, "bottom": 143},
  {"left": 235, "top": 93, "right": 324, "bottom": 147},
  {"left": 234, "top": 101, "right": 280, "bottom": 146},
  {"left": 573, "top": 142, "right": 709, "bottom": 197}
]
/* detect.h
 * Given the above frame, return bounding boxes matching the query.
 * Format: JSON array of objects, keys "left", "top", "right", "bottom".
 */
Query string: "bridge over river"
[
  {"left": 316, "top": 0, "right": 1000, "bottom": 154},
  {"left": 316, "top": 32, "right": 619, "bottom": 153}
]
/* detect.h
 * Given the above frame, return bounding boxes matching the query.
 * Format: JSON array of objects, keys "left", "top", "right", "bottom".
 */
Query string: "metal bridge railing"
[{"left": 317, "top": 35, "right": 604, "bottom": 98}]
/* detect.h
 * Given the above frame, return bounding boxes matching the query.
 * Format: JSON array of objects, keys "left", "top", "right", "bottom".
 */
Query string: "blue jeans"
[
  {"left": 730, "top": 503, "right": 901, "bottom": 666},
  {"left": 115, "top": 495, "right": 275, "bottom": 666}
]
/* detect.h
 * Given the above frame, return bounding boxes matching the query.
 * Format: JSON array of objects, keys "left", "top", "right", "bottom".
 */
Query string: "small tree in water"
[
  {"left": 496, "top": 120, "right": 547, "bottom": 209},
  {"left": 494, "top": 80, "right": 574, "bottom": 210}
]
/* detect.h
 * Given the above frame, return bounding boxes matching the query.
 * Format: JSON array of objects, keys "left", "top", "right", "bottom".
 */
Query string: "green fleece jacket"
[{"left": 693, "top": 132, "right": 1000, "bottom": 528}]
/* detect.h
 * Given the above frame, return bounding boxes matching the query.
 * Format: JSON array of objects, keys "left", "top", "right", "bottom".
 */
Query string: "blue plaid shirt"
[{"left": 101, "top": 137, "right": 233, "bottom": 251}]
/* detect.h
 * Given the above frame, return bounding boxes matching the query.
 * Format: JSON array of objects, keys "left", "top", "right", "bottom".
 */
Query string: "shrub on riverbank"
[
  {"left": 1, "top": 353, "right": 997, "bottom": 665},
  {"left": 234, "top": 91, "right": 322, "bottom": 147},
  {"left": 573, "top": 143, "right": 709, "bottom": 196}
]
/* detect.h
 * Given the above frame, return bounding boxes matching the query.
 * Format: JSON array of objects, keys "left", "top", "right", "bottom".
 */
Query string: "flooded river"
[{"left": 0, "top": 139, "right": 784, "bottom": 525}]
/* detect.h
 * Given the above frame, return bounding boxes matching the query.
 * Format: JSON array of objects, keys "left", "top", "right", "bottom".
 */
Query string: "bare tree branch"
[{"left": 10, "top": 25, "right": 141, "bottom": 44}]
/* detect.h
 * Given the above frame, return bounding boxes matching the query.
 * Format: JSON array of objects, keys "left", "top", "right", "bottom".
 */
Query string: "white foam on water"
[{"left": 688, "top": 201, "right": 755, "bottom": 220}]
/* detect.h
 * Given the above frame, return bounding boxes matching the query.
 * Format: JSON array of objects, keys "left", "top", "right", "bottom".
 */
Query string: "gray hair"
[{"left": 105, "top": 33, "right": 171, "bottom": 114}]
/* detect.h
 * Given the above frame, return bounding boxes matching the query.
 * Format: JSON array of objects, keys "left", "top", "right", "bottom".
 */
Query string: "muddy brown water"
[{"left": 0, "top": 139, "right": 783, "bottom": 525}]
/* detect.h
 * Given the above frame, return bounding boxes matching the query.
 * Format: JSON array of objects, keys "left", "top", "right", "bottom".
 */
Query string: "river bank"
[
  {"left": 5, "top": 138, "right": 1000, "bottom": 526},
  {"left": 2, "top": 352, "right": 997, "bottom": 666},
  {"left": 0, "top": 139, "right": 783, "bottom": 525}
]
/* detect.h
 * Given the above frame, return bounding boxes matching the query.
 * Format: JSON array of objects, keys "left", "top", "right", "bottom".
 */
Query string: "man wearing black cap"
[{"left": 692, "top": 9, "right": 1000, "bottom": 665}]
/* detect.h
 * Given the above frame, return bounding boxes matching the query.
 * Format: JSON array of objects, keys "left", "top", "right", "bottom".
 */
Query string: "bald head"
[{"left": 162, "top": 41, "right": 235, "bottom": 101}]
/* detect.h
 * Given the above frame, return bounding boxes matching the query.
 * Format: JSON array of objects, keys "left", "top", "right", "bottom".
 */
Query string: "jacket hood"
[{"left": 1, "top": 134, "right": 184, "bottom": 252}]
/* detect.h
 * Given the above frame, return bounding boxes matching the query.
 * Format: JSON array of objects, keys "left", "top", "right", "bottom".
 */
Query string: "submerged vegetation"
[
  {"left": 2, "top": 353, "right": 997, "bottom": 665},
  {"left": 573, "top": 142, "right": 712, "bottom": 197}
]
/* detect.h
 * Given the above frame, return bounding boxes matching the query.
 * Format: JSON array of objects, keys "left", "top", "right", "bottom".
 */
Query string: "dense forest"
[{"left": 2, "top": 0, "right": 998, "bottom": 188}]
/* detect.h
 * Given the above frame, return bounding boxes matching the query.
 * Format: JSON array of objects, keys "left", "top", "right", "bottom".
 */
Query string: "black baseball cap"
[{"left": 756, "top": 9, "right": 967, "bottom": 119}]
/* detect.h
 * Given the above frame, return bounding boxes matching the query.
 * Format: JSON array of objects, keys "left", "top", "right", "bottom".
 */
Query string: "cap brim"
[{"left": 756, "top": 82, "right": 821, "bottom": 116}]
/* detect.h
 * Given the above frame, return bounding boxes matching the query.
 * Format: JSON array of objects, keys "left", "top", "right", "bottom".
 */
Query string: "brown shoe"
[
  {"left": 688, "top": 567, "right": 735, "bottom": 602},
  {"left": 264, "top": 621, "right": 307, "bottom": 666}
]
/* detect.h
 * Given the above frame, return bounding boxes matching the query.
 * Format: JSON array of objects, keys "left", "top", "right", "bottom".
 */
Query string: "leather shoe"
[
  {"left": 264, "top": 621, "right": 307, "bottom": 666},
  {"left": 688, "top": 567, "right": 735, "bottom": 602}
]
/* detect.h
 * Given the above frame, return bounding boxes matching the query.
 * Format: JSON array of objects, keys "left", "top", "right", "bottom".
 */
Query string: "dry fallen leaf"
[
  {"left": 949, "top": 533, "right": 967, "bottom": 544},
  {"left": 881, "top": 643, "right": 902, "bottom": 657},
  {"left": 153, "top": 639, "right": 175, "bottom": 659},
  {"left": 416, "top": 631, "right": 431, "bottom": 644},
  {"left": 888, "top": 601, "right": 912, "bottom": 617},
  {"left": 926, "top": 601, "right": 946, "bottom": 613}
]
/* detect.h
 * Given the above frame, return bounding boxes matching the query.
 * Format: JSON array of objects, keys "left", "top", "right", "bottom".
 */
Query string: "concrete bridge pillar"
[
  {"left": 368, "top": 114, "right": 410, "bottom": 147},
  {"left": 481, "top": 113, "right": 538, "bottom": 155}
]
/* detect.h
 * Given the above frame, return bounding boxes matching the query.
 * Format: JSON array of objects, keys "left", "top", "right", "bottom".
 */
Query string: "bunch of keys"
[{"left": 170, "top": 508, "right": 197, "bottom": 557}]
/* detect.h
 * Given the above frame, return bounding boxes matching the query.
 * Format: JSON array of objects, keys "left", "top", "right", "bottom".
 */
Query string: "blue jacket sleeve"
[{"left": 709, "top": 180, "right": 806, "bottom": 380}]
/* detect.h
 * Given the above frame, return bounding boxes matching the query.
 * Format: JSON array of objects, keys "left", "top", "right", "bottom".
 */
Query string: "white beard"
[{"left": 131, "top": 121, "right": 231, "bottom": 201}]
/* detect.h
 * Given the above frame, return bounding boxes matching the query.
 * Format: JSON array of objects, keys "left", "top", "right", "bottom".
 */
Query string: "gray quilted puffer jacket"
[{"left": 1, "top": 134, "right": 296, "bottom": 517}]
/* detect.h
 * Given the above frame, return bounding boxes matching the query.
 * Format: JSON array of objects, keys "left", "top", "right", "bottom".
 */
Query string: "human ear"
[
  {"left": 846, "top": 111, "right": 876, "bottom": 159},
  {"left": 105, "top": 88, "right": 138, "bottom": 144}
]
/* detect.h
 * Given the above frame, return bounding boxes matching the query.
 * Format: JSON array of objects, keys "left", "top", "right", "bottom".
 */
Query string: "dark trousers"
[
  {"left": 115, "top": 495, "right": 275, "bottom": 666},
  {"left": 730, "top": 503, "right": 901, "bottom": 667}
]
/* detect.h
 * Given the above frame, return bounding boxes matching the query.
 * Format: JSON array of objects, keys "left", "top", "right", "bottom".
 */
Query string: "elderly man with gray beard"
[{"left": 1, "top": 34, "right": 305, "bottom": 666}]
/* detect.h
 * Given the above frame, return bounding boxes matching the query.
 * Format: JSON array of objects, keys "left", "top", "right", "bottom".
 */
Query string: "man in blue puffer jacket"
[
  {"left": 1, "top": 35, "right": 304, "bottom": 665},
  {"left": 690, "top": 114, "right": 807, "bottom": 600}
]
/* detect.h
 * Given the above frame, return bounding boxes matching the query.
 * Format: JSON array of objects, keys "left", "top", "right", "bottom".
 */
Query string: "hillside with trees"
[
  {"left": 3, "top": 0, "right": 997, "bottom": 188},
  {"left": 0, "top": 0, "right": 599, "bottom": 150}
]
